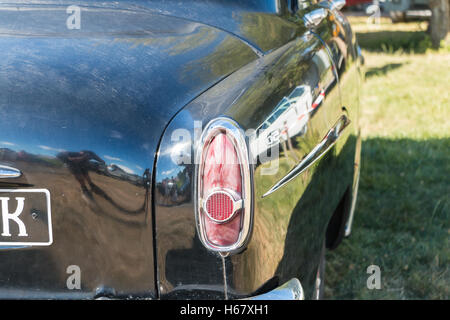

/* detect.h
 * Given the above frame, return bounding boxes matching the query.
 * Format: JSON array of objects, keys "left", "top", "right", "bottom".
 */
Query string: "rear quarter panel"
[{"left": 154, "top": 6, "right": 362, "bottom": 299}]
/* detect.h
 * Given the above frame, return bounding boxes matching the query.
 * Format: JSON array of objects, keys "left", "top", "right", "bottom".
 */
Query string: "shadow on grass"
[
  {"left": 357, "top": 31, "right": 432, "bottom": 53},
  {"left": 325, "top": 137, "right": 450, "bottom": 299},
  {"left": 365, "top": 63, "right": 406, "bottom": 78}
]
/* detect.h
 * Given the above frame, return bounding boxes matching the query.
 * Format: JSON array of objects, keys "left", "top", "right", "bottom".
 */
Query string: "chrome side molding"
[
  {"left": 319, "top": 0, "right": 345, "bottom": 11},
  {"left": 331, "top": 0, "right": 346, "bottom": 11},
  {"left": 303, "top": 8, "right": 328, "bottom": 29},
  {"left": 0, "top": 165, "right": 22, "bottom": 178},
  {"left": 319, "top": 0, "right": 346, "bottom": 11},
  {"left": 246, "top": 278, "right": 305, "bottom": 300},
  {"left": 263, "top": 115, "right": 350, "bottom": 198}
]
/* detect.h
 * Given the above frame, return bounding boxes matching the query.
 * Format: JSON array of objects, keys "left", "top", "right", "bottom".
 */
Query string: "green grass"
[
  {"left": 349, "top": 17, "right": 450, "bottom": 54},
  {"left": 324, "top": 17, "right": 450, "bottom": 299}
]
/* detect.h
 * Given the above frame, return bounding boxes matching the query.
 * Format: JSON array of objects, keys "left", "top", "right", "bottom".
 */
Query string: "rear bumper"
[{"left": 246, "top": 278, "right": 304, "bottom": 300}]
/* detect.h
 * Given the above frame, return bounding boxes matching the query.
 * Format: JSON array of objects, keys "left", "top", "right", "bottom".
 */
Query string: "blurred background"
[{"left": 325, "top": 0, "right": 449, "bottom": 299}]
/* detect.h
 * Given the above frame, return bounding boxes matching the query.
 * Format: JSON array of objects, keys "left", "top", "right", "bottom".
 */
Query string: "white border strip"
[{"left": 0, "top": 189, "right": 53, "bottom": 246}]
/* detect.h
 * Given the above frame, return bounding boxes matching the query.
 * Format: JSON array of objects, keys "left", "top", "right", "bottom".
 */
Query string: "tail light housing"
[{"left": 195, "top": 117, "right": 253, "bottom": 253}]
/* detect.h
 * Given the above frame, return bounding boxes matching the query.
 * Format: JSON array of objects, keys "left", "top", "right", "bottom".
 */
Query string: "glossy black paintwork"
[
  {"left": 0, "top": 0, "right": 362, "bottom": 299},
  {"left": 0, "top": 1, "right": 258, "bottom": 298},
  {"left": 154, "top": 8, "right": 362, "bottom": 298},
  {"left": 0, "top": 0, "right": 302, "bottom": 54}
]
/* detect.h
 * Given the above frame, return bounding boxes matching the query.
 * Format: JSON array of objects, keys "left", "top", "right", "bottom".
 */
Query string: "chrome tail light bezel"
[{"left": 194, "top": 117, "right": 253, "bottom": 253}]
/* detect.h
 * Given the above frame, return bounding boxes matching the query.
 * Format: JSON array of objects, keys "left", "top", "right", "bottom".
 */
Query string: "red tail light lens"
[
  {"left": 205, "top": 191, "right": 237, "bottom": 222},
  {"left": 195, "top": 118, "right": 253, "bottom": 253}
]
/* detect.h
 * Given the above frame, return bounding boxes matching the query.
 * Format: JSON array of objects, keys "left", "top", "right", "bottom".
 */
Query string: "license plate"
[{"left": 0, "top": 189, "right": 52, "bottom": 246}]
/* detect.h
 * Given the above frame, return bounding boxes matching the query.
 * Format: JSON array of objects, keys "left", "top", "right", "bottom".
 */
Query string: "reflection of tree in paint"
[{"left": 156, "top": 166, "right": 191, "bottom": 207}]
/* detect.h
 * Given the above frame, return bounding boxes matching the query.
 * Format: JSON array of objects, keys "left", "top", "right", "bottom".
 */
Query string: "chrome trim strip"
[
  {"left": 246, "top": 278, "right": 304, "bottom": 300},
  {"left": 0, "top": 165, "right": 22, "bottom": 179},
  {"left": 263, "top": 115, "right": 350, "bottom": 198},
  {"left": 303, "top": 8, "right": 328, "bottom": 29},
  {"left": 319, "top": 0, "right": 346, "bottom": 12}
]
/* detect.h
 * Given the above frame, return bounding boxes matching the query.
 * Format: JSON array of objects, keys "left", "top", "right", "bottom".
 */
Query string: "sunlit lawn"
[{"left": 324, "top": 16, "right": 450, "bottom": 299}]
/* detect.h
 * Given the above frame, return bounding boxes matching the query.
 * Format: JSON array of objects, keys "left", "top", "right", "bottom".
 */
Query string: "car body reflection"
[
  {"left": 254, "top": 85, "right": 312, "bottom": 156},
  {"left": 156, "top": 167, "right": 191, "bottom": 207},
  {"left": 57, "top": 151, "right": 106, "bottom": 196}
]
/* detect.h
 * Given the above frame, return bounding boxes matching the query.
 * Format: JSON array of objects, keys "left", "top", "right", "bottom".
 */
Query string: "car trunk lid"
[{"left": 0, "top": 4, "right": 256, "bottom": 298}]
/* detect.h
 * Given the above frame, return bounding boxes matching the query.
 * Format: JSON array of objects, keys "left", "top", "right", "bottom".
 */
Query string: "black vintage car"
[{"left": 0, "top": 0, "right": 363, "bottom": 300}]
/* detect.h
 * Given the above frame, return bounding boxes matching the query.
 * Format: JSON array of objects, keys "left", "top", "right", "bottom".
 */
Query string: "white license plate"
[{"left": 0, "top": 189, "right": 52, "bottom": 246}]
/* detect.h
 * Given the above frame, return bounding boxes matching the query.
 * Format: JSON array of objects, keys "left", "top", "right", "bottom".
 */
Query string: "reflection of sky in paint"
[
  {"left": 155, "top": 112, "right": 195, "bottom": 181},
  {"left": 0, "top": 21, "right": 232, "bottom": 178},
  {"left": 0, "top": 140, "right": 140, "bottom": 174},
  {"left": 0, "top": 141, "right": 15, "bottom": 146},
  {"left": 157, "top": 157, "right": 186, "bottom": 181}
]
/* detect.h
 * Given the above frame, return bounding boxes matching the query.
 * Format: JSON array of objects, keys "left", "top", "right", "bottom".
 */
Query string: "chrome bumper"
[
  {"left": 246, "top": 278, "right": 304, "bottom": 300},
  {"left": 405, "top": 9, "right": 432, "bottom": 19}
]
